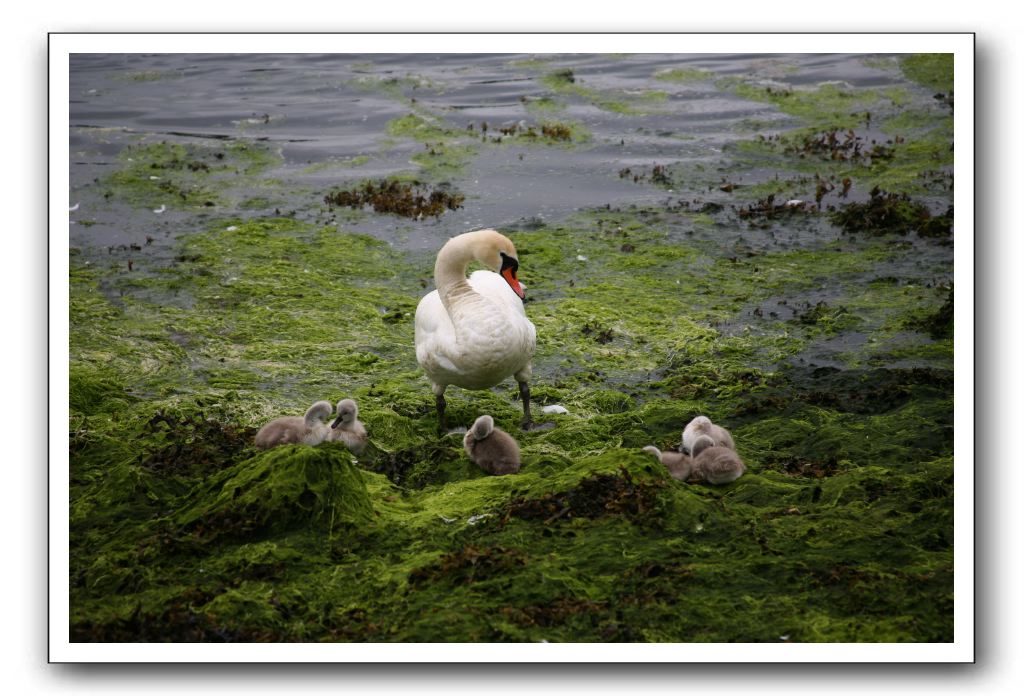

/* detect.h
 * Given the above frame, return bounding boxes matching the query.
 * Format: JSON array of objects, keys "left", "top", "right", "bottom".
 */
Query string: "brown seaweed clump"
[
  {"left": 910, "top": 286, "right": 954, "bottom": 339},
  {"left": 780, "top": 129, "right": 894, "bottom": 164},
  {"left": 540, "top": 123, "right": 572, "bottom": 141},
  {"left": 324, "top": 179, "right": 465, "bottom": 219},
  {"left": 830, "top": 187, "right": 952, "bottom": 238}
]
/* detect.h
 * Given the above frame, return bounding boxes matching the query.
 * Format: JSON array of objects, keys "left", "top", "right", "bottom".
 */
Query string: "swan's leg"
[
  {"left": 517, "top": 379, "right": 533, "bottom": 430},
  {"left": 514, "top": 364, "right": 549, "bottom": 431},
  {"left": 433, "top": 383, "right": 448, "bottom": 432}
]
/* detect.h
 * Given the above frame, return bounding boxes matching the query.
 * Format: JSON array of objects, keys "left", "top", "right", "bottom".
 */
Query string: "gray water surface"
[{"left": 69, "top": 52, "right": 913, "bottom": 252}]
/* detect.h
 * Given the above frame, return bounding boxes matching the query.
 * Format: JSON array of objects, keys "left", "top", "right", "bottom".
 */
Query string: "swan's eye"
[{"left": 499, "top": 251, "right": 519, "bottom": 277}]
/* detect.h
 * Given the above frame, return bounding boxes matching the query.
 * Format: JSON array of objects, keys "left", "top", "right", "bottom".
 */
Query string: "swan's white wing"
[
  {"left": 467, "top": 270, "right": 529, "bottom": 318},
  {"left": 415, "top": 272, "right": 536, "bottom": 390},
  {"left": 414, "top": 289, "right": 458, "bottom": 375},
  {"left": 466, "top": 271, "right": 536, "bottom": 357}
]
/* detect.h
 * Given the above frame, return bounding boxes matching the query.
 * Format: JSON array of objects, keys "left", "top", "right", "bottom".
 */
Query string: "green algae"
[
  {"left": 113, "top": 70, "right": 183, "bottom": 82},
  {"left": 238, "top": 196, "right": 279, "bottom": 211},
  {"left": 410, "top": 142, "right": 477, "bottom": 179},
  {"left": 349, "top": 74, "right": 438, "bottom": 105},
  {"left": 522, "top": 96, "right": 566, "bottom": 115},
  {"left": 69, "top": 60, "right": 954, "bottom": 643},
  {"left": 299, "top": 155, "right": 370, "bottom": 175},
  {"left": 719, "top": 59, "right": 954, "bottom": 202},
  {"left": 900, "top": 54, "right": 954, "bottom": 93},
  {"left": 861, "top": 56, "right": 899, "bottom": 71},
  {"left": 732, "top": 82, "right": 880, "bottom": 130},
  {"left": 174, "top": 444, "right": 372, "bottom": 543},
  {"left": 381, "top": 113, "right": 482, "bottom": 178},
  {"left": 474, "top": 119, "right": 592, "bottom": 147},
  {"left": 101, "top": 140, "right": 282, "bottom": 209},
  {"left": 654, "top": 67, "right": 715, "bottom": 83},
  {"left": 386, "top": 113, "right": 461, "bottom": 142},
  {"left": 537, "top": 68, "right": 663, "bottom": 115}
]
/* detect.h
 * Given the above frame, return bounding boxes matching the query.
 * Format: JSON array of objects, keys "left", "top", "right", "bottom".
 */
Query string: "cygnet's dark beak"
[{"left": 331, "top": 415, "right": 344, "bottom": 429}]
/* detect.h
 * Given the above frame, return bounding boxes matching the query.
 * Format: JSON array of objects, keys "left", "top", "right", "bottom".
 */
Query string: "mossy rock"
[{"left": 174, "top": 443, "right": 372, "bottom": 542}]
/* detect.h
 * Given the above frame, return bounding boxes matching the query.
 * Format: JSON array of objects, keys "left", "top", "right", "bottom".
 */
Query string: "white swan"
[
  {"left": 326, "top": 398, "right": 368, "bottom": 455},
  {"left": 254, "top": 400, "right": 332, "bottom": 449},
  {"left": 415, "top": 229, "right": 537, "bottom": 430}
]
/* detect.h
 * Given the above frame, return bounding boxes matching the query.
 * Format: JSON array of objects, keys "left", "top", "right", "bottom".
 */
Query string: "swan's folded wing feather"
[{"left": 415, "top": 270, "right": 537, "bottom": 389}]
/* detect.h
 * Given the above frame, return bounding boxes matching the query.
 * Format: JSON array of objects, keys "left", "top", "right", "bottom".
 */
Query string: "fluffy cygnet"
[
  {"left": 644, "top": 435, "right": 746, "bottom": 485},
  {"left": 463, "top": 415, "right": 521, "bottom": 475},
  {"left": 681, "top": 415, "right": 735, "bottom": 454},
  {"left": 254, "top": 400, "right": 333, "bottom": 449},
  {"left": 326, "top": 398, "right": 368, "bottom": 455},
  {"left": 689, "top": 434, "right": 747, "bottom": 484},
  {"left": 642, "top": 445, "right": 695, "bottom": 481}
]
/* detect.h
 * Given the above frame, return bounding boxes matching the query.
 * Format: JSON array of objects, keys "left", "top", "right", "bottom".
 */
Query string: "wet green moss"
[
  {"left": 654, "top": 67, "right": 714, "bottom": 83},
  {"left": 299, "top": 155, "right": 370, "bottom": 175},
  {"left": 538, "top": 68, "right": 663, "bottom": 115},
  {"left": 174, "top": 444, "right": 372, "bottom": 543},
  {"left": 101, "top": 140, "right": 281, "bottom": 209},
  {"left": 386, "top": 113, "right": 461, "bottom": 142},
  {"left": 350, "top": 74, "right": 437, "bottom": 103},
  {"left": 381, "top": 114, "right": 482, "bottom": 178},
  {"left": 522, "top": 96, "right": 566, "bottom": 115},
  {"left": 468, "top": 119, "right": 591, "bottom": 148},
  {"left": 70, "top": 61, "right": 953, "bottom": 642},
  {"left": 906, "top": 286, "right": 954, "bottom": 339},
  {"left": 726, "top": 80, "right": 952, "bottom": 199},
  {"left": 114, "top": 70, "right": 182, "bottom": 82},
  {"left": 410, "top": 142, "right": 477, "bottom": 179},
  {"left": 732, "top": 82, "right": 879, "bottom": 130},
  {"left": 900, "top": 54, "right": 954, "bottom": 93}
]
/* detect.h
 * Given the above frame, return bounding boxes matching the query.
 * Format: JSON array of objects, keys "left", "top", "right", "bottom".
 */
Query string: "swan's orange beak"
[
  {"left": 502, "top": 267, "right": 525, "bottom": 299},
  {"left": 499, "top": 252, "right": 525, "bottom": 300}
]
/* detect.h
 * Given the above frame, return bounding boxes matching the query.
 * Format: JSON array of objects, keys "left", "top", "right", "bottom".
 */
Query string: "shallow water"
[{"left": 69, "top": 52, "right": 911, "bottom": 250}]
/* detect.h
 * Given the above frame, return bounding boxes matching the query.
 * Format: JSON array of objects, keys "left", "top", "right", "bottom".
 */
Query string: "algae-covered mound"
[
  {"left": 69, "top": 52, "right": 954, "bottom": 643},
  {"left": 67, "top": 208, "right": 954, "bottom": 641},
  {"left": 174, "top": 444, "right": 372, "bottom": 543}
]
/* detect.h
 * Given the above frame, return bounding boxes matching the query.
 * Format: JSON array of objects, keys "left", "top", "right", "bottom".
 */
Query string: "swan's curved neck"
[{"left": 435, "top": 233, "right": 483, "bottom": 308}]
